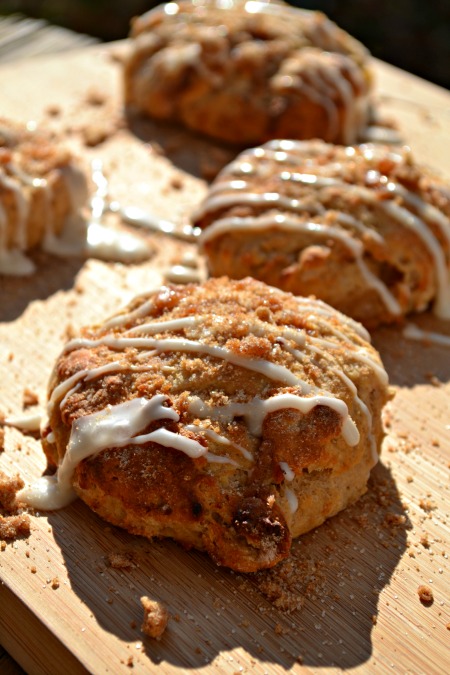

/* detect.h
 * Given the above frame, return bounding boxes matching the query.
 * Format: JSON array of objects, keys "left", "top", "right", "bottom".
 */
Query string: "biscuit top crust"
[
  {"left": 125, "top": 0, "right": 372, "bottom": 144},
  {"left": 40, "top": 277, "right": 385, "bottom": 496},
  {"left": 195, "top": 140, "right": 450, "bottom": 322}
]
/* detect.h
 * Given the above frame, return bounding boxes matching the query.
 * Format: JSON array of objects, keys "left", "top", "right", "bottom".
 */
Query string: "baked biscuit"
[
  {"left": 124, "top": 0, "right": 372, "bottom": 145},
  {"left": 194, "top": 140, "right": 450, "bottom": 327},
  {"left": 0, "top": 118, "right": 88, "bottom": 275},
  {"left": 39, "top": 277, "right": 390, "bottom": 572}
]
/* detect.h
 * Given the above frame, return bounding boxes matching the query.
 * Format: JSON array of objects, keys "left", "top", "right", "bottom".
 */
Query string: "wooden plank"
[
  {"left": 0, "top": 15, "right": 98, "bottom": 63},
  {"left": 0, "top": 44, "right": 449, "bottom": 674}
]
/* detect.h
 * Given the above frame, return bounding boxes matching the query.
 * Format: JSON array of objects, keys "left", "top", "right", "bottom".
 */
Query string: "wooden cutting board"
[{"left": 0, "top": 44, "right": 449, "bottom": 674}]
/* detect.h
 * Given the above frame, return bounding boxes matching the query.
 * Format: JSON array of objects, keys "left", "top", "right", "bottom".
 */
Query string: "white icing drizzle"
[
  {"left": 285, "top": 488, "right": 299, "bottom": 514},
  {"left": 62, "top": 334, "right": 302, "bottom": 386},
  {"left": 201, "top": 213, "right": 403, "bottom": 316},
  {"left": 19, "top": 396, "right": 204, "bottom": 510},
  {"left": 331, "top": 367, "right": 377, "bottom": 466},
  {"left": 403, "top": 323, "right": 450, "bottom": 348},
  {"left": 188, "top": 393, "right": 359, "bottom": 446},
  {"left": 111, "top": 203, "right": 200, "bottom": 242},
  {"left": 198, "top": 141, "right": 450, "bottom": 319},
  {"left": 126, "top": 316, "right": 199, "bottom": 335},
  {"left": 280, "top": 462, "right": 299, "bottom": 517},
  {"left": 185, "top": 423, "right": 253, "bottom": 461},
  {"left": 2, "top": 412, "right": 42, "bottom": 432},
  {"left": 164, "top": 264, "right": 202, "bottom": 284},
  {"left": 279, "top": 461, "right": 295, "bottom": 482}
]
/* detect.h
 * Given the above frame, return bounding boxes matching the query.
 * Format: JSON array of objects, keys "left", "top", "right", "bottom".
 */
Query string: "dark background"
[{"left": 1, "top": 0, "right": 449, "bottom": 90}]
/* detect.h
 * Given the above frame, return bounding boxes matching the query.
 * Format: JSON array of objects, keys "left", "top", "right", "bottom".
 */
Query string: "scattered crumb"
[
  {"left": 1, "top": 540, "right": 6, "bottom": 551},
  {"left": 417, "top": 585, "right": 434, "bottom": 604},
  {"left": 254, "top": 558, "right": 306, "bottom": 612},
  {"left": 85, "top": 88, "right": 107, "bottom": 106},
  {"left": 274, "top": 622, "right": 286, "bottom": 635},
  {"left": 51, "top": 577, "right": 60, "bottom": 590},
  {"left": 170, "top": 175, "right": 184, "bottom": 190},
  {"left": 420, "top": 534, "right": 430, "bottom": 549},
  {"left": 0, "top": 514, "right": 30, "bottom": 539},
  {"left": 0, "top": 470, "right": 25, "bottom": 512},
  {"left": 371, "top": 614, "right": 377, "bottom": 625},
  {"left": 140, "top": 596, "right": 170, "bottom": 639},
  {"left": 45, "top": 103, "right": 61, "bottom": 117},
  {"left": 81, "top": 121, "right": 116, "bottom": 147},
  {"left": 107, "top": 551, "right": 137, "bottom": 570},
  {"left": 384, "top": 513, "right": 407, "bottom": 527},
  {"left": 425, "top": 373, "right": 441, "bottom": 387},
  {"left": 419, "top": 499, "right": 436, "bottom": 512},
  {"left": 23, "top": 387, "right": 39, "bottom": 409}
]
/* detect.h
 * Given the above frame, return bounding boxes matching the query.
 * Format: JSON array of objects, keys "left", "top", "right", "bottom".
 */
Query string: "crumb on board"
[
  {"left": 419, "top": 498, "right": 436, "bottom": 512},
  {"left": 85, "top": 87, "right": 108, "bottom": 106},
  {"left": 417, "top": 585, "right": 434, "bottom": 604},
  {"left": 0, "top": 470, "right": 31, "bottom": 540},
  {"left": 0, "top": 514, "right": 30, "bottom": 540},
  {"left": 107, "top": 551, "right": 137, "bottom": 570},
  {"left": 0, "top": 470, "right": 24, "bottom": 512},
  {"left": 420, "top": 534, "right": 430, "bottom": 548},
  {"left": 140, "top": 596, "right": 170, "bottom": 639},
  {"left": 23, "top": 388, "right": 39, "bottom": 409}
]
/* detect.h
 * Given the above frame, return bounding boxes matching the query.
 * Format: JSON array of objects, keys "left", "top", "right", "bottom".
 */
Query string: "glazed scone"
[
  {"left": 35, "top": 277, "right": 390, "bottom": 572},
  {"left": 194, "top": 140, "right": 450, "bottom": 327},
  {"left": 0, "top": 118, "right": 89, "bottom": 275},
  {"left": 124, "top": 0, "right": 372, "bottom": 146}
]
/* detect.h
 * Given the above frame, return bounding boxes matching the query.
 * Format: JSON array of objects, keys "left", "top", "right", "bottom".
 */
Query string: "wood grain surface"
[{"left": 0, "top": 44, "right": 449, "bottom": 674}]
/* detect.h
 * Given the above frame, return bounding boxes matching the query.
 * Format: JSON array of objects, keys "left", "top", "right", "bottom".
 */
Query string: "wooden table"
[{"left": 0, "top": 43, "right": 449, "bottom": 674}]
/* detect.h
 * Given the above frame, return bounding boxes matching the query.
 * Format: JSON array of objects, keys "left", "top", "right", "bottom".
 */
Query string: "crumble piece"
[
  {"left": 0, "top": 471, "right": 25, "bottom": 512},
  {"left": 23, "top": 387, "right": 39, "bottom": 408},
  {"left": 107, "top": 552, "right": 137, "bottom": 570},
  {"left": 0, "top": 513, "right": 30, "bottom": 539},
  {"left": 417, "top": 585, "right": 434, "bottom": 604},
  {"left": 140, "top": 596, "right": 170, "bottom": 639}
]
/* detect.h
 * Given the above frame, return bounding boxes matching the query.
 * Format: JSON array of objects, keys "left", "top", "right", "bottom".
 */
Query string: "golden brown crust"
[
  {"left": 43, "top": 277, "right": 390, "bottom": 572},
  {"left": 194, "top": 140, "right": 450, "bottom": 327},
  {"left": 124, "top": 0, "right": 372, "bottom": 145}
]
